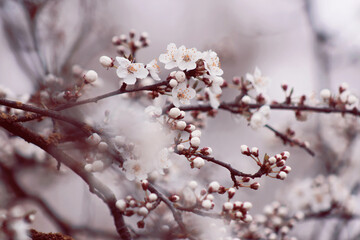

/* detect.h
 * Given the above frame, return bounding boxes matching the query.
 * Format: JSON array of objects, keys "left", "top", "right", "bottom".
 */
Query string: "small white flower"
[
  {"left": 146, "top": 59, "right": 161, "bottom": 81},
  {"left": 159, "top": 43, "right": 178, "bottom": 69},
  {"left": 145, "top": 105, "right": 162, "bottom": 118},
  {"left": 193, "top": 157, "right": 205, "bottom": 169},
  {"left": 157, "top": 148, "right": 171, "bottom": 172},
  {"left": 116, "top": 57, "right": 149, "bottom": 85},
  {"left": 202, "top": 50, "right": 223, "bottom": 76},
  {"left": 250, "top": 105, "right": 271, "bottom": 129},
  {"left": 175, "top": 46, "right": 202, "bottom": 71},
  {"left": 172, "top": 82, "right": 196, "bottom": 107},
  {"left": 209, "top": 75, "right": 224, "bottom": 95},
  {"left": 205, "top": 88, "right": 220, "bottom": 109},
  {"left": 123, "top": 160, "right": 148, "bottom": 181},
  {"left": 246, "top": 67, "right": 270, "bottom": 94}
]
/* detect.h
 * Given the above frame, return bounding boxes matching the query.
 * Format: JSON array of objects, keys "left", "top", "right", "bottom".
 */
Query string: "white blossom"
[
  {"left": 250, "top": 105, "right": 271, "bottom": 129},
  {"left": 246, "top": 67, "right": 270, "bottom": 94},
  {"left": 202, "top": 50, "right": 223, "bottom": 76},
  {"left": 159, "top": 43, "right": 178, "bottom": 69},
  {"left": 146, "top": 59, "right": 161, "bottom": 81},
  {"left": 145, "top": 105, "right": 162, "bottom": 118},
  {"left": 205, "top": 88, "right": 220, "bottom": 109},
  {"left": 123, "top": 160, "right": 149, "bottom": 181},
  {"left": 172, "top": 82, "right": 196, "bottom": 107},
  {"left": 116, "top": 57, "right": 148, "bottom": 85},
  {"left": 175, "top": 46, "right": 202, "bottom": 71}
]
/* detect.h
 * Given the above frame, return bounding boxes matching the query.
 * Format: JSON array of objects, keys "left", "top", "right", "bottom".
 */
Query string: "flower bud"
[
  {"left": 202, "top": 199, "right": 212, "bottom": 210},
  {"left": 223, "top": 202, "right": 233, "bottom": 210},
  {"left": 228, "top": 188, "right": 236, "bottom": 199},
  {"left": 176, "top": 121, "right": 187, "bottom": 130},
  {"left": 169, "top": 194, "right": 180, "bottom": 202},
  {"left": 240, "top": 145, "right": 250, "bottom": 155},
  {"left": 175, "top": 71, "right": 186, "bottom": 82},
  {"left": 208, "top": 181, "right": 220, "bottom": 192},
  {"left": 276, "top": 171, "right": 287, "bottom": 180},
  {"left": 169, "top": 107, "right": 181, "bottom": 118},
  {"left": 84, "top": 70, "right": 98, "bottom": 83},
  {"left": 148, "top": 193, "right": 158, "bottom": 202},
  {"left": 99, "top": 56, "right": 113, "bottom": 68},
  {"left": 193, "top": 157, "right": 205, "bottom": 168},
  {"left": 250, "top": 182, "right": 260, "bottom": 190},
  {"left": 116, "top": 199, "right": 127, "bottom": 212},
  {"left": 190, "top": 137, "right": 201, "bottom": 147}
]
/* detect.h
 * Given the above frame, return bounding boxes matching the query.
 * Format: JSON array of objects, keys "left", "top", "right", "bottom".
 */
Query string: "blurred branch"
[
  {"left": 265, "top": 124, "right": 315, "bottom": 156},
  {"left": 0, "top": 118, "right": 132, "bottom": 240},
  {"left": 0, "top": 161, "right": 118, "bottom": 239}
]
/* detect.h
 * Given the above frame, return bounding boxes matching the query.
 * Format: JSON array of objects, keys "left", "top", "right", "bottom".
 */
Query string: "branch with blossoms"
[{"left": 1, "top": 30, "right": 360, "bottom": 240}]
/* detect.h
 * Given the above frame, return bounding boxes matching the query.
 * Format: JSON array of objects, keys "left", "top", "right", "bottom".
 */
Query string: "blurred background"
[{"left": 1, "top": 0, "right": 360, "bottom": 239}]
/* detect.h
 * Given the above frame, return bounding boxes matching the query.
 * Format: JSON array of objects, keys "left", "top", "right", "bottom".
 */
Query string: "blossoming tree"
[{"left": 1, "top": 1, "right": 360, "bottom": 240}]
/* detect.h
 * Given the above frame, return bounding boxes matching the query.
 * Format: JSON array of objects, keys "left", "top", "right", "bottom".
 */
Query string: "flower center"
[
  {"left": 177, "top": 88, "right": 190, "bottom": 100},
  {"left": 132, "top": 163, "right": 141, "bottom": 173},
  {"left": 127, "top": 65, "right": 137, "bottom": 74},
  {"left": 183, "top": 54, "right": 191, "bottom": 62}
]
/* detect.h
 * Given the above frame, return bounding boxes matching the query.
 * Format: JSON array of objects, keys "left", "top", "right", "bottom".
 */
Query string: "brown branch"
[
  {"left": 264, "top": 124, "right": 315, "bottom": 156},
  {"left": 54, "top": 81, "right": 168, "bottom": 111},
  {"left": 0, "top": 98, "right": 92, "bottom": 134},
  {"left": 180, "top": 102, "right": 360, "bottom": 116},
  {"left": 0, "top": 118, "right": 132, "bottom": 240},
  {"left": 192, "top": 153, "right": 268, "bottom": 179},
  {"left": 147, "top": 183, "right": 187, "bottom": 234}
]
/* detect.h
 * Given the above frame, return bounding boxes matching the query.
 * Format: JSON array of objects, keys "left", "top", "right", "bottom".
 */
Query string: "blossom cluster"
[
  {"left": 234, "top": 201, "right": 304, "bottom": 240},
  {"left": 0, "top": 206, "right": 34, "bottom": 240}
]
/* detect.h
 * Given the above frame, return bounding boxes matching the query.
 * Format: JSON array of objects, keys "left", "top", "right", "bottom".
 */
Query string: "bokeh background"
[{"left": 1, "top": 0, "right": 360, "bottom": 239}]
